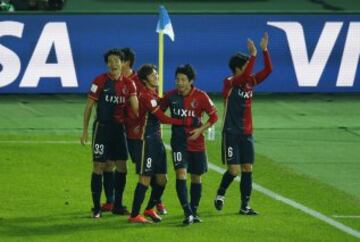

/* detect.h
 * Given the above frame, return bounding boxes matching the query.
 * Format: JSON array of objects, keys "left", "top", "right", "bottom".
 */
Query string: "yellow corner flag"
[{"left": 156, "top": 5, "right": 175, "bottom": 97}]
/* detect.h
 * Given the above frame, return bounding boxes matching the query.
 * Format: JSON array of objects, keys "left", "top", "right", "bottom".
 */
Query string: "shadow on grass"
[
  {"left": 0, "top": 211, "right": 143, "bottom": 237},
  {"left": 0, "top": 210, "right": 241, "bottom": 238}
]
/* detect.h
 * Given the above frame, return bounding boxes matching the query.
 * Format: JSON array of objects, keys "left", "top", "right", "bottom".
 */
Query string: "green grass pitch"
[{"left": 0, "top": 94, "right": 359, "bottom": 242}]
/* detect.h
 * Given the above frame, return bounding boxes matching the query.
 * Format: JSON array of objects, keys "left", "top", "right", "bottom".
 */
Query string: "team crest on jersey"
[
  {"left": 190, "top": 99, "right": 198, "bottom": 109},
  {"left": 122, "top": 86, "right": 129, "bottom": 95}
]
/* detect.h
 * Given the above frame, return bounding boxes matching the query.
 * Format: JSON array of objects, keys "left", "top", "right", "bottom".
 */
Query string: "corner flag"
[
  {"left": 156, "top": 5, "right": 174, "bottom": 98},
  {"left": 156, "top": 5, "right": 175, "bottom": 41}
]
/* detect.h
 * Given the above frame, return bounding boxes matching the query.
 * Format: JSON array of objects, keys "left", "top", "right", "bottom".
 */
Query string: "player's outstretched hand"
[
  {"left": 260, "top": 32, "right": 268, "bottom": 51},
  {"left": 80, "top": 131, "right": 88, "bottom": 145},
  {"left": 247, "top": 39, "right": 257, "bottom": 57}
]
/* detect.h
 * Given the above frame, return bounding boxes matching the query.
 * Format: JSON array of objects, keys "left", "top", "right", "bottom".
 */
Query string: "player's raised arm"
[
  {"left": 248, "top": 38, "right": 257, "bottom": 57},
  {"left": 252, "top": 32, "right": 272, "bottom": 85},
  {"left": 260, "top": 32, "right": 268, "bottom": 52}
]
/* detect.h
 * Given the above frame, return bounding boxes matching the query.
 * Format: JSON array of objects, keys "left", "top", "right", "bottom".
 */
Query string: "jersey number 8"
[{"left": 146, "top": 158, "right": 152, "bottom": 168}]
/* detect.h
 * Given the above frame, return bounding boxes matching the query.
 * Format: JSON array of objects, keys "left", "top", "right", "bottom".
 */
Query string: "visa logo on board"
[
  {"left": 0, "top": 20, "right": 359, "bottom": 90},
  {"left": 268, "top": 21, "right": 360, "bottom": 87},
  {"left": 0, "top": 21, "right": 77, "bottom": 88}
]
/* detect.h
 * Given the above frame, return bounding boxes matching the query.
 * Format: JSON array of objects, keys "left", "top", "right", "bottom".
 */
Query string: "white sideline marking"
[
  {"left": 0, "top": 140, "right": 359, "bottom": 238},
  {"left": 332, "top": 215, "right": 360, "bottom": 219}
]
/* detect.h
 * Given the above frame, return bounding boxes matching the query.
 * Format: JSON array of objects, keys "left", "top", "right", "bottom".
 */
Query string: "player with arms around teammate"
[
  {"left": 122, "top": 48, "right": 168, "bottom": 215},
  {"left": 128, "top": 64, "right": 197, "bottom": 223},
  {"left": 81, "top": 48, "right": 138, "bottom": 218},
  {"left": 162, "top": 64, "right": 218, "bottom": 224},
  {"left": 214, "top": 33, "right": 272, "bottom": 215}
]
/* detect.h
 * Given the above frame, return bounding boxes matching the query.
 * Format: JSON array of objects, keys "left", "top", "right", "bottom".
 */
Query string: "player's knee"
[
  {"left": 104, "top": 161, "right": 115, "bottom": 172},
  {"left": 115, "top": 160, "right": 127, "bottom": 173},
  {"left": 139, "top": 175, "right": 151, "bottom": 186},
  {"left": 156, "top": 174, "right": 167, "bottom": 186},
  {"left": 228, "top": 165, "right": 241, "bottom": 176},
  {"left": 241, "top": 163, "right": 252, "bottom": 172},
  {"left": 176, "top": 169, "right": 187, "bottom": 180},
  {"left": 191, "top": 175, "right": 201, "bottom": 183},
  {"left": 93, "top": 162, "right": 105, "bottom": 175}
]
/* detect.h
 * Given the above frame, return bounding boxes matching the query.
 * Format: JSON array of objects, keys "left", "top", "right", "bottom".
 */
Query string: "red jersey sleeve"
[
  {"left": 223, "top": 77, "right": 233, "bottom": 98},
  {"left": 141, "top": 92, "right": 159, "bottom": 113},
  {"left": 88, "top": 74, "right": 105, "bottom": 101},
  {"left": 129, "top": 73, "right": 144, "bottom": 92},
  {"left": 153, "top": 109, "right": 184, "bottom": 126},
  {"left": 201, "top": 92, "right": 218, "bottom": 125},
  {"left": 141, "top": 90, "right": 184, "bottom": 126},
  {"left": 124, "top": 77, "right": 137, "bottom": 97},
  {"left": 252, "top": 50, "right": 272, "bottom": 86}
]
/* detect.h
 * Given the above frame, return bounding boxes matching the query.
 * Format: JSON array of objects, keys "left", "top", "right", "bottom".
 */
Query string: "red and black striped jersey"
[
  {"left": 162, "top": 87, "right": 218, "bottom": 152},
  {"left": 222, "top": 50, "right": 272, "bottom": 135},
  {"left": 88, "top": 73, "right": 137, "bottom": 124},
  {"left": 137, "top": 86, "right": 185, "bottom": 140}
]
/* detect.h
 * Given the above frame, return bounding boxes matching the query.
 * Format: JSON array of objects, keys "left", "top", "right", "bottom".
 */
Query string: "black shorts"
[
  {"left": 171, "top": 147, "right": 208, "bottom": 175},
  {"left": 136, "top": 138, "right": 167, "bottom": 176},
  {"left": 127, "top": 138, "right": 142, "bottom": 164},
  {"left": 221, "top": 133, "right": 254, "bottom": 165},
  {"left": 92, "top": 121, "right": 128, "bottom": 162}
]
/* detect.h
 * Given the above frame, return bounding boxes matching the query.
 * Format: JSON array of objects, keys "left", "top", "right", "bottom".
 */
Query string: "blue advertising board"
[{"left": 0, "top": 14, "right": 359, "bottom": 93}]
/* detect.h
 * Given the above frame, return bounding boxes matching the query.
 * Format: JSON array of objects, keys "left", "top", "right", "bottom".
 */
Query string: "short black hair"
[
  {"left": 229, "top": 52, "right": 250, "bottom": 74},
  {"left": 175, "top": 64, "right": 196, "bottom": 81},
  {"left": 137, "top": 64, "right": 157, "bottom": 83},
  {"left": 104, "top": 48, "right": 124, "bottom": 63},
  {"left": 121, "top": 48, "right": 136, "bottom": 67}
]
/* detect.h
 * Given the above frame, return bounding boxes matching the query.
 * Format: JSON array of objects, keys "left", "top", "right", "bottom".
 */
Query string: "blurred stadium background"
[{"left": 0, "top": 0, "right": 359, "bottom": 241}]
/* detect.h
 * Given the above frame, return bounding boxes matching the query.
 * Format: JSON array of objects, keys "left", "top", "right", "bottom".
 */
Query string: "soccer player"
[
  {"left": 214, "top": 32, "right": 272, "bottom": 215},
  {"left": 121, "top": 47, "right": 168, "bottom": 215},
  {"left": 128, "top": 64, "right": 197, "bottom": 223},
  {"left": 121, "top": 48, "right": 143, "bottom": 89},
  {"left": 80, "top": 48, "right": 138, "bottom": 218},
  {"left": 162, "top": 64, "right": 218, "bottom": 224},
  {"left": 100, "top": 47, "right": 141, "bottom": 212}
]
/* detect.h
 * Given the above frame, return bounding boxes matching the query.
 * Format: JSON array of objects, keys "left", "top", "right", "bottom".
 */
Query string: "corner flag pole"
[
  {"left": 158, "top": 31, "right": 164, "bottom": 97},
  {"left": 156, "top": 5, "right": 175, "bottom": 98}
]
